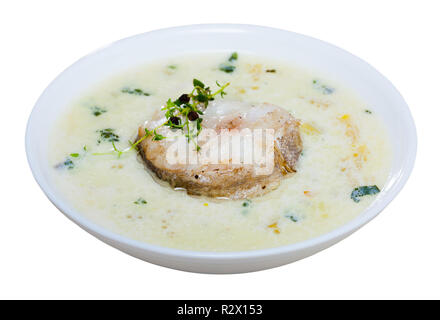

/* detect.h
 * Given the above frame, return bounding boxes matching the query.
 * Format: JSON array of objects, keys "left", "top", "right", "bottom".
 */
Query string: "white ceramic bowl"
[{"left": 26, "top": 24, "right": 417, "bottom": 273}]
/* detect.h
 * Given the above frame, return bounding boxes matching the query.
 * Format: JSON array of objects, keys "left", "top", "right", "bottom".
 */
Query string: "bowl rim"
[{"left": 25, "top": 23, "right": 417, "bottom": 260}]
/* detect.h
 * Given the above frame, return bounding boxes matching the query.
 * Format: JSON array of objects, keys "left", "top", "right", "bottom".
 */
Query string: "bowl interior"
[{"left": 26, "top": 24, "right": 416, "bottom": 260}]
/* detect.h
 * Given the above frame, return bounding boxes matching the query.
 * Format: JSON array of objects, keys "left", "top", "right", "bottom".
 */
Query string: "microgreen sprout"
[
  {"left": 62, "top": 158, "right": 74, "bottom": 169},
  {"left": 242, "top": 199, "right": 251, "bottom": 207},
  {"left": 93, "top": 79, "right": 230, "bottom": 158},
  {"left": 228, "top": 52, "right": 238, "bottom": 62}
]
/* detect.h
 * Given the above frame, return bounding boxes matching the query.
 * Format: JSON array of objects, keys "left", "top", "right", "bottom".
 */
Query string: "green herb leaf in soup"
[
  {"left": 121, "top": 87, "right": 150, "bottom": 96},
  {"left": 61, "top": 158, "right": 74, "bottom": 169},
  {"left": 228, "top": 52, "right": 238, "bottom": 62},
  {"left": 219, "top": 52, "right": 238, "bottom": 73},
  {"left": 55, "top": 156, "right": 76, "bottom": 170},
  {"left": 90, "top": 106, "right": 107, "bottom": 117},
  {"left": 365, "top": 109, "right": 372, "bottom": 114},
  {"left": 93, "top": 79, "right": 229, "bottom": 158},
  {"left": 55, "top": 147, "right": 88, "bottom": 170},
  {"left": 97, "top": 128, "right": 120, "bottom": 144},
  {"left": 151, "top": 129, "right": 166, "bottom": 141},
  {"left": 219, "top": 64, "right": 236, "bottom": 73},
  {"left": 285, "top": 213, "right": 300, "bottom": 222},
  {"left": 312, "top": 79, "right": 334, "bottom": 95},
  {"left": 351, "top": 185, "right": 380, "bottom": 202},
  {"left": 242, "top": 199, "right": 251, "bottom": 207},
  {"left": 134, "top": 198, "right": 147, "bottom": 205}
]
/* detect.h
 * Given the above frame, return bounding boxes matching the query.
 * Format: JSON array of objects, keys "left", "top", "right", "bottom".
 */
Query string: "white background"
[{"left": 1, "top": 0, "right": 438, "bottom": 299}]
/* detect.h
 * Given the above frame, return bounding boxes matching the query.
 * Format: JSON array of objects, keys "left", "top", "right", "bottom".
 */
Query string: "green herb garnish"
[
  {"left": 312, "top": 79, "right": 334, "bottom": 95},
  {"left": 242, "top": 199, "right": 251, "bottom": 207},
  {"left": 62, "top": 158, "right": 74, "bottom": 169},
  {"left": 193, "top": 79, "right": 205, "bottom": 89},
  {"left": 151, "top": 129, "right": 166, "bottom": 141},
  {"left": 351, "top": 185, "right": 380, "bottom": 202},
  {"left": 157, "top": 79, "right": 229, "bottom": 149},
  {"left": 97, "top": 128, "right": 120, "bottom": 144},
  {"left": 285, "top": 213, "right": 300, "bottom": 222},
  {"left": 266, "top": 69, "right": 276, "bottom": 73},
  {"left": 219, "top": 52, "right": 238, "bottom": 73},
  {"left": 134, "top": 198, "right": 147, "bottom": 205},
  {"left": 167, "top": 65, "right": 177, "bottom": 70},
  {"left": 56, "top": 147, "right": 88, "bottom": 170},
  {"left": 219, "top": 63, "right": 236, "bottom": 73},
  {"left": 90, "top": 106, "right": 107, "bottom": 116},
  {"left": 121, "top": 87, "right": 150, "bottom": 96},
  {"left": 228, "top": 52, "right": 238, "bottom": 62},
  {"left": 365, "top": 109, "right": 372, "bottom": 114},
  {"left": 241, "top": 199, "right": 252, "bottom": 215},
  {"left": 93, "top": 79, "right": 229, "bottom": 158}
]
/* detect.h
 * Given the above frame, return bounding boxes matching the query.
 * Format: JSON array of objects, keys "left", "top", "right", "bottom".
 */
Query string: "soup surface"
[{"left": 48, "top": 53, "right": 391, "bottom": 251}]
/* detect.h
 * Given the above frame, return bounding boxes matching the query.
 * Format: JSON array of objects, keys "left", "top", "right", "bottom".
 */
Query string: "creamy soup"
[{"left": 48, "top": 53, "right": 391, "bottom": 251}]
